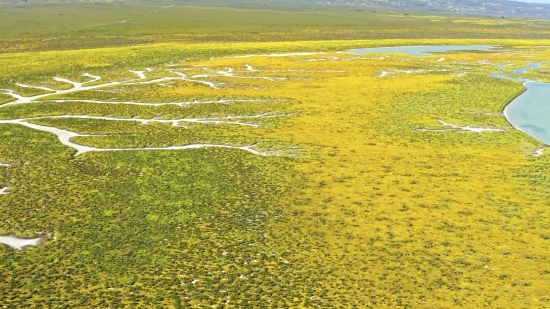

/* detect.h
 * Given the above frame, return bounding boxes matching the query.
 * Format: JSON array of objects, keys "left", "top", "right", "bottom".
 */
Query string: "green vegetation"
[
  {"left": 3, "top": 0, "right": 550, "bottom": 53},
  {"left": 2, "top": 0, "right": 550, "bottom": 307}
]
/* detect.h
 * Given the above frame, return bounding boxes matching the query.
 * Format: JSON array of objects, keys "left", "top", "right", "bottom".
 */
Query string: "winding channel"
[{"left": 350, "top": 45, "right": 549, "bottom": 146}]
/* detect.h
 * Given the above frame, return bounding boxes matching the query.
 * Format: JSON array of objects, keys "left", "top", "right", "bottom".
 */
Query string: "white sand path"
[
  {"left": 129, "top": 70, "right": 147, "bottom": 79},
  {"left": 416, "top": 120, "right": 508, "bottom": 133},
  {"left": 0, "top": 63, "right": 309, "bottom": 157},
  {"left": 0, "top": 119, "right": 275, "bottom": 156},
  {"left": 15, "top": 83, "right": 55, "bottom": 92},
  {"left": 245, "top": 64, "right": 258, "bottom": 72},
  {"left": 82, "top": 73, "right": 101, "bottom": 82},
  {"left": 378, "top": 69, "right": 447, "bottom": 78},
  {"left": 45, "top": 98, "right": 274, "bottom": 106},
  {"left": 40, "top": 35, "right": 70, "bottom": 42},
  {"left": 534, "top": 146, "right": 548, "bottom": 157},
  {"left": 0, "top": 235, "right": 43, "bottom": 250},
  {"left": 0, "top": 114, "right": 290, "bottom": 156},
  {"left": 18, "top": 113, "right": 284, "bottom": 127},
  {"left": 438, "top": 120, "right": 507, "bottom": 133},
  {"left": 0, "top": 72, "right": 228, "bottom": 107},
  {"left": 2, "top": 62, "right": 337, "bottom": 108},
  {"left": 214, "top": 69, "right": 286, "bottom": 82},
  {"left": 219, "top": 52, "right": 325, "bottom": 59},
  {"left": 462, "top": 110, "right": 501, "bottom": 116}
]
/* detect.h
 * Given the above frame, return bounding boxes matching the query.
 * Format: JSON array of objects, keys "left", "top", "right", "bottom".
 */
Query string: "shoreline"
[
  {"left": 500, "top": 84, "right": 527, "bottom": 126},
  {"left": 501, "top": 82, "right": 549, "bottom": 148}
]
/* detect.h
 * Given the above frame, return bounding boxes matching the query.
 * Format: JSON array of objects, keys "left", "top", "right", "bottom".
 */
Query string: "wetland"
[{"left": 2, "top": 2, "right": 550, "bottom": 307}]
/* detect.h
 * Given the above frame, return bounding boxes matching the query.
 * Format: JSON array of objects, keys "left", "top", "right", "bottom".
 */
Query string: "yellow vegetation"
[
  {"left": 202, "top": 48, "right": 550, "bottom": 307},
  {"left": 2, "top": 40, "right": 550, "bottom": 307}
]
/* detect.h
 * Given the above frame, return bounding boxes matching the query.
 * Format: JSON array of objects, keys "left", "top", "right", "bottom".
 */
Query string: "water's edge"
[
  {"left": 501, "top": 87, "right": 527, "bottom": 131},
  {"left": 495, "top": 63, "right": 550, "bottom": 145}
]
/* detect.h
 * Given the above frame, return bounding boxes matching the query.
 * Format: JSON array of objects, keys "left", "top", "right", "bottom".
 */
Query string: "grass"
[{"left": 1, "top": 1, "right": 550, "bottom": 307}]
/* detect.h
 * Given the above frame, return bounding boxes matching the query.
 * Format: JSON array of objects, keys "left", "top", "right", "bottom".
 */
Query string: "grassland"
[
  {"left": 3, "top": 0, "right": 550, "bottom": 53},
  {"left": 2, "top": 1, "right": 550, "bottom": 308}
]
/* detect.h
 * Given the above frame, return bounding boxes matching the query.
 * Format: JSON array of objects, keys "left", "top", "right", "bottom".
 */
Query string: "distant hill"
[{"left": 298, "top": 0, "right": 550, "bottom": 18}]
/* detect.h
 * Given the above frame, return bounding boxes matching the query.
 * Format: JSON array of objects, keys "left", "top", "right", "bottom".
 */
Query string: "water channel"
[{"left": 351, "top": 45, "right": 549, "bottom": 145}]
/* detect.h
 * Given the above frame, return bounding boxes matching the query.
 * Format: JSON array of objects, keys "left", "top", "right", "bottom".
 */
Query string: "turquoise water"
[
  {"left": 512, "top": 63, "right": 541, "bottom": 74},
  {"left": 348, "top": 44, "right": 548, "bottom": 145},
  {"left": 350, "top": 45, "right": 494, "bottom": 56},
  {"left": 504, "top": 81, "right": 550, "bottom": 144},
  {"left": 493, "top": 63, "right": 550, "bottom": 145}
]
